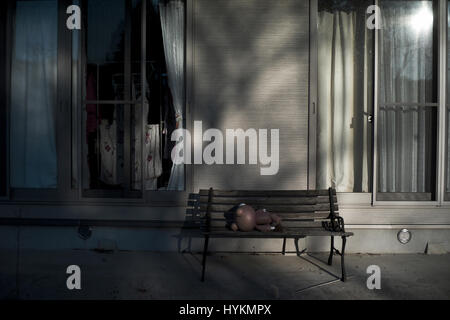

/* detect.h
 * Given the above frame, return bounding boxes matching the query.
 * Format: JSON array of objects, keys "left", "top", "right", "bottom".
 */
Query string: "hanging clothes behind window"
[
  {"left": 131, "top": 79, "right": 163, "bottom": 190},
  {"left": 10, "top": 0, "right": 58, "bottom": 188}
]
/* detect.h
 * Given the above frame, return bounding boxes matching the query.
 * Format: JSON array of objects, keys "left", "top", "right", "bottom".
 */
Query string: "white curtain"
[
  {"left": 10, "top": 1, "right": 58, "bottom": 188},
  {"left": 160, "top": 0, "right": 185, "bottom": 190},
  {"left": 378, "top": 1, "right": 434, "bottom": 193},
  {"left": 447, "top": 6, "right": 450, "bottom": 194},
  {"left": 317, "top": 11, "right": 370, "bottom": 192}
]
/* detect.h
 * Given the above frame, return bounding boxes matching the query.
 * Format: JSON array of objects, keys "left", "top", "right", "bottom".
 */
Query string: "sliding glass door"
[
  {"left": 82, "top": 0, "right": 135, "bottom": 197},
  {"left": 0, "top": 1, "right": 8, "bottom": 198},
  {"left": 316, "top": 0, "right": 448, "bottom": 204},
  {"left": 446, "top": 0, "right": 450, "bottom": 201},
  {"left": 375, "top": 0, "right": 439, "bottom": 201},
  {"left": 1, "top": 0, "right": 185, "bottom": 202},
  {"left": 7, "top": 0, "right": 75, "bottom": 200},
  {"left": 80, "top": 0, "right": 185, "bottom": 198}
]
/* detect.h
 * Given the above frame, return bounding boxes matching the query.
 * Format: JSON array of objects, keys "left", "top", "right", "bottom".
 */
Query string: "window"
[
  {"left": 10, "top": 0, "right": 59, "bottom": 189},
  {"left": 82, "top": 0, "right": 138, "bottom": 197},
  {"left": 0, "top": 1, "right": 8, "bottom": 197},
  {"left": 80, "top": 0, "right": 185, "bottom": 198},
  {"left": 5, "top": 0, "right": 74, "bottom": 201},
  {"left": 1, "top": 0, "right": 185, "bottom": 202},
  {"left": 316, "top": 0, "right": 374, "bottom": 193},
  {"left": 375, "top": 0, "right": 438, "bottom": 201},
  {"left": 316, "top": 0, "right": 450, "bottom": 205},
  {"left": 446, "top": 0, "right": 450, "bottom": 201}
]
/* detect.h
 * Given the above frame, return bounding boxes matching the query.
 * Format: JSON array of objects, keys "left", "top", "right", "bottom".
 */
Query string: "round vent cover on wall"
[{"left": 397, "top": 229, "right": 412, "bottom": 244}]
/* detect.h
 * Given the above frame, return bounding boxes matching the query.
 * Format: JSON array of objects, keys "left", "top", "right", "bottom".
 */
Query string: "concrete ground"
[{"left": 0, "top": 249, "right": 449, "bottom": 300}]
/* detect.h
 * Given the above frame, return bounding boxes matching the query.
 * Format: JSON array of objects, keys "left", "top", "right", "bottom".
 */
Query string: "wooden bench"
[{"left": 189, "top": 187, "right": 353, "bottom": 282}]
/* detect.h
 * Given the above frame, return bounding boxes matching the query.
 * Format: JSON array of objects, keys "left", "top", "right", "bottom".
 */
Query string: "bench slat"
[
  {"left": 194, "top": 211, "right": 334, "bottom": 220},
  {"left": 198, "top": 189, "right": 336, "bottom": 197},
  {"left": 202, "top": 220, "right": 325, "bottom": 228},
  {"left": 204, "top": 229, "right": 352, "bottom": 237},
  {"left": 198, "top": 196, "right": 337, "bottom": 205},
  {"left": 198, "top": 203, "right": 338, "bottom": 213}
]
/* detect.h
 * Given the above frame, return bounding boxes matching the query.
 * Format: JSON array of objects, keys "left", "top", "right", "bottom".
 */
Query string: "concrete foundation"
[{"left": 1, "top": 226, "right": 449, "bottom": 254}]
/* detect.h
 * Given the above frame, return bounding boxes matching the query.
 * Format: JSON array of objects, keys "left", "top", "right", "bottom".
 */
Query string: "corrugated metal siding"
[{"left": 191, "top": 0, "right": 310, "bottom": 190}]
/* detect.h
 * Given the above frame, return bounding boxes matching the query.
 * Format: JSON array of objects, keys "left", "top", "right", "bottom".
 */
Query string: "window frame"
[
  {"left": 78, "top": 0, "right": 141, "bottom": 200},
  {"left": 312, "top": 0, "right": 450, "bottom": 207},
  {"left": 1, "top": 0, "right": 190, "bottom": 205},
  {"left": 77, "top": 0, "right": 189, "bottom": 204},
  {"left": 372, "top": 0, "right": 448, "bottom": 205},
  {"left": 311, "top": 0, "right": 375, "bottom": 206},
  {"left": 442, "top": 0, "right": 450, "bottom": 203},
  {"left": 4, "top": 0, "right": 77, "bottom": 202},
  {"left": 0, "top": 1, "right": 10, "bottom": 200},
  {"left": 308, "top": 0, "right": 318, "bottom": 190}
]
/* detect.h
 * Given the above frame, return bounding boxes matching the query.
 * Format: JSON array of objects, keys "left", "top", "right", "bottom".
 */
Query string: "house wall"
[
  {"left": 1, "top": 225, "right": 450, "bottom": 254},
  {"left": 1, "top": 202, "right": 449, "bottom": 254},
  {"left": 190, "top": 0, "right": 310, "bottom": 190},
  {"left": 0, "top": 0, "right": 449, "bottom": 255}
]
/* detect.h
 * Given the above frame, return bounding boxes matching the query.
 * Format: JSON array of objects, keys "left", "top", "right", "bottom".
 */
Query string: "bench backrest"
[{"left": 192, "top": 188, "right": 338, "bottom": 231}]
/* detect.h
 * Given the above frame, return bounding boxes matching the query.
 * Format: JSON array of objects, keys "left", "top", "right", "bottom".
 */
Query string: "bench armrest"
[{"left": 322, "top": 216, "right": 346, "bottom": 233}]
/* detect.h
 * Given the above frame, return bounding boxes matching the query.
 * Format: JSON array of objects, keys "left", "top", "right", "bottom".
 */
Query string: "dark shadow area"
[{"left": 174, "top": 192, "right": 202, "bottom": 253}]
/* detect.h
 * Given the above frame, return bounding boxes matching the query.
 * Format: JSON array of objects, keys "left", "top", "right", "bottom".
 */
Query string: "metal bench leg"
[
  {"left": 341, "top": 236, "right": 347, "bottom": 282},
  {"left": 282, "top": 237, "right": 286, "bottom": 255},
  {"left": 294, "top": 238, "right": 299, "bottom": 256},
  {"left": 201, "top": 236, "right": 210, "bottom": 282},
  {"left": 328, "top": 236, "right": 334, "bottom": 266}
]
